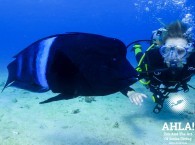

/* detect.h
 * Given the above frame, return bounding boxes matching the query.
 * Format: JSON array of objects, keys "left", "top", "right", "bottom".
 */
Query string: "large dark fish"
[{"left": 3, "top": 32, "right": 138, "bottom": 103}]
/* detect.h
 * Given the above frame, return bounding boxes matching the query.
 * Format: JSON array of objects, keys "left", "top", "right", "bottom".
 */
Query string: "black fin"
[
  {"left": 39, "top": 93, "right": 76, "bottom": 104},
  {"left": 2, "top": 60, "right": 17, "bottom": 92},
  {"left": 10, "top": 81, "right": 49, "bottom": 93}
]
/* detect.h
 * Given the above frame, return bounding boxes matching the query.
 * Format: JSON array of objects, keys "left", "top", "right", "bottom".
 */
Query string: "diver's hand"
[{"left": 127, "top": 91, "right": 147, "bottom": 106}]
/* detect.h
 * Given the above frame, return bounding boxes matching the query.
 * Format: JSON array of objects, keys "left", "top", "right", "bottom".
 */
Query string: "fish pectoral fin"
[{"left": 39, "top": 93, "right": 76, "bottom": 104}]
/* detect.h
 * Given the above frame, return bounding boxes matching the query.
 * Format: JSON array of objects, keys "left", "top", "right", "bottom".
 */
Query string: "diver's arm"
[
  {"left": 127, "top": 91, "right": 147, "bottom": 106},
  {"left": 120, "top": 87, "right": 147, "bottom": 106},
  {"left": 120, "top": 87, "right": 134, "bottom": 95}
]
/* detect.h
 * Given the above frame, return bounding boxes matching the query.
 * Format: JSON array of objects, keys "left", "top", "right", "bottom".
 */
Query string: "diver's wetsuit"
[{"left": 135, "top": 46, "right": 195, "bottom": 113}]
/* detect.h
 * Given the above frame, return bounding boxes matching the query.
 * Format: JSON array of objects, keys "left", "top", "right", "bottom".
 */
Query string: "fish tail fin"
[{"left": 2, "top": 60, "right": 17, "bottom": 92}]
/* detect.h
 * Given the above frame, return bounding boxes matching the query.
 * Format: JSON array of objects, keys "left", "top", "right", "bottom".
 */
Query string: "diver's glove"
[{"left": 127, "top": 91, "right": 147, "bottom": 106}]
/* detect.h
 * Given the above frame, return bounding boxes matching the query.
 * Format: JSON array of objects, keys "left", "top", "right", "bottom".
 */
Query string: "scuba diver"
[{"left": 127, "top": 21, "right": 195, "bottom": 113}]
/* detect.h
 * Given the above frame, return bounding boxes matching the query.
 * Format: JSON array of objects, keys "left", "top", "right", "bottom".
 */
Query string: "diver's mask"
[{"left": 159, "top": 39, "right": 194, "bottom": 68}]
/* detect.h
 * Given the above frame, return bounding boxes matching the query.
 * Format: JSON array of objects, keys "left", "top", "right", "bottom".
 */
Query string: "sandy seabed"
[{"left": 0, "top": 70, "right": 195, "bottom": 145}]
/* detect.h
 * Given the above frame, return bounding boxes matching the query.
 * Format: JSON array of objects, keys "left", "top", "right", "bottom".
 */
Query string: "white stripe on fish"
[{"left": 36, "top": 37, "right": 56, "bottom": 88}]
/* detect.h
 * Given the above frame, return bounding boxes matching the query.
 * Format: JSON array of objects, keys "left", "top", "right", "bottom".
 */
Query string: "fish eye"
[{"left": 112, "top": 58, "right": 117, "bottom": 61}]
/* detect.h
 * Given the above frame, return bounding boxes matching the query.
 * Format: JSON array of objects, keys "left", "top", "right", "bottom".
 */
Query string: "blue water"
[
  {"left": 0, "top": 1, "right": 195, "bottom": 145},
  {"left": 1, "top": 0, "right": 194, "bottom": 68}
]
